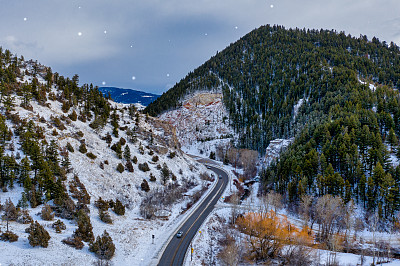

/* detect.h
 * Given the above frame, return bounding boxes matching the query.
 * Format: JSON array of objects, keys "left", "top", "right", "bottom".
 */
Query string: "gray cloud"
[{"left": 0, "top": 0, "right": 399, "bottom": 94}]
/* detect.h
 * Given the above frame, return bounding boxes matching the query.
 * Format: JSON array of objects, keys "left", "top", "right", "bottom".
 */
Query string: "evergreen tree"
[
  {"left": 113, "top": 199, "right": 125, "bottom": 215},
  {"left": 388, "top": 128, "right": 398, "bottom": 152},
  {"left": 28, "top": 221, "right": 51, "bottom": 248},
  {"left": 89, "top": 230, "right": 116, "bottom": 260},
  {"left": 74, "top": 209, "right": 94, "bottom": 242},
  {"left": 141, "top": 179, "right": 150, "bottom": 192},
  {"left": 123, "top": 145, "right": 131, "bottom": 161}
]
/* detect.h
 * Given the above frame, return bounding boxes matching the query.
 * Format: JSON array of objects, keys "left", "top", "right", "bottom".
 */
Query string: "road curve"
[{"left": 158, "top": 165, "right": 229, "bottom": 266}]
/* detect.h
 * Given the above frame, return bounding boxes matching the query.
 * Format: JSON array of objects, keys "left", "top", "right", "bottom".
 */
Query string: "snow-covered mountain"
[
  {"left": 0, "top": 56, "right": 214, "bottom": 265},
  {"left": 99, "top": 87, "right": 159, "bottom": 108}
]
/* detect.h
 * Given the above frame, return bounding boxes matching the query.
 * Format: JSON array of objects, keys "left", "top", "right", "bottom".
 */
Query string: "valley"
[{"left": 3, "top": 24, "right": 400, "bottom": 266}]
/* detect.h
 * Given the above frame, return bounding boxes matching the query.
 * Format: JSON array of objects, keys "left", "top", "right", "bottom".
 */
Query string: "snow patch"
[{"left": 293, "top": 98, "right": 304, "bottom": 119}]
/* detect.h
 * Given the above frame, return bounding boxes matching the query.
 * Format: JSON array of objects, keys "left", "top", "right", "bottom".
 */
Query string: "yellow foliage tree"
[{"left": 236, "top": 210, "right": 314, "bottom": 262}]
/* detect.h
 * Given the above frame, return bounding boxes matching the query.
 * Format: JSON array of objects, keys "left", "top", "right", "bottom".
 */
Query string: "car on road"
[
  {"left": 206, "top": 166, "right": 211, "bottom": 169},
  {"left": 176, "top": 231, "right": 183, "bottom": 238}
]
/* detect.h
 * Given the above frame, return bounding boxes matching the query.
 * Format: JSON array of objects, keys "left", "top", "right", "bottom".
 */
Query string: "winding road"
[{"left": 158, "top": 164, "right": 229, "bottom": 266}]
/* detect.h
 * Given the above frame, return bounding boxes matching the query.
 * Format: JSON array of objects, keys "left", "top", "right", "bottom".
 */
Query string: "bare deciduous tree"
[
  {"left": 218, "top": 241, "right": 239, "bottom": 266},
  {"left": 315, "top": 195, "right": 344, "bottom": 244},
  {"left": 267, "top": 191, "right": 282, "bottom": 213},
  {"left": 300, "top": 194, "right": 313, "bottom": 228},
  {"left": 239, "top": 149, "right": 258, "bottom": 180}
]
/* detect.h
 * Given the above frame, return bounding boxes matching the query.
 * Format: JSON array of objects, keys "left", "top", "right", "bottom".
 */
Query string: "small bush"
[
  {"left": 62, "top": 236, "right": 84, "bottom": 250},
  {"left": 138, "top": 162, "right": 150, "bottom": 172},
  {"left": 168, "top": 151, "right": 176, "bottom": 159},
  {"left": 104, "top": 133, "right": 112, "bottom": 144},
  {"left": 126, "top": 161, "right": 134, "bottom": 172},
  {"left": 152, "top": 155, "right": 159, "bottom": 162},
  {"left": 113, "top": 199, "right": 125, "bottom": 216},
  {"left": 141, "top": 179, "right": 150, "bottom": 192},
  {"left": 1, "top": 231, "right": 19, "bottom": 242},
  {"left": 17, "top": 210, "right": 33, "bottom": 224},
  {"left": 148, "top": 150, "right": 154, "bottom": 156},
  {"left": 132, "top": 156, "right": 138, "bottom": 164},
  {"left": 79, "top": 143, "right": 87, "bottom": 154},
  {"left": 99, "top": 209, "right": 113, "bottom": 224},
  {"left": 116, "top": 163, "right": 125, "bottom": 173},
  {"left": 149, "top": 173, "right": 156, "bottom": 182},
  {"left": 171, "top": 174, "right": 177, "bottom": 181},
  {"left": 95, "top": 197, "right": 109, "bottom": 211},
  {"left": 52, "top": 219, "right": 66, "bottom": 233},
  {"left": 2, "top": 198, "right": 18, "bottom": 221},
  {"left": 41, "top": 204, "right": 55, "bottom": 221},
  {"left": 86, "top": 152, "right": 97, "bottom": 160},
  {"left": 74, "top": 209, "right": 94, "bottom": 242},
  {"left": 28, "top": 221, "right": 51, "bottom": 248},
  {"left": 66, "top": 142, "right": 74, "bottom": 152},
  {"left": 68, "top": 110, "right": 77, "bottom": 121},
  {"left": 89, "top": 230, "right": 115, "bottom": 260},
  {"left": 119, "top": 137, "right": 126, "bottom": 146},
  {"left": 77, "top": 131, "right": 84, "bottom": 138}
]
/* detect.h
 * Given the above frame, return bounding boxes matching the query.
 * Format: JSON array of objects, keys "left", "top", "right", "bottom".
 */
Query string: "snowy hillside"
[
  {"left": 159, "top": 93, "right": 236, "bottom": 157},
  {"left": 0, "top": 58, "right": 215, "bottom": 265}
]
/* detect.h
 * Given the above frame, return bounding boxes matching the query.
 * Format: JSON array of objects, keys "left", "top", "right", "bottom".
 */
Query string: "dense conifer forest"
[{"left": 146, "top": 25, "right": 400, "bottom": 223}]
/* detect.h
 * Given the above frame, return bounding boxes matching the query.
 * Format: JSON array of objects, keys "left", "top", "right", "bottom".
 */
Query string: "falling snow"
[
  {"left": 132, "top": 76, "right": 136, "bottom": 80},
  {"left": 104, "top": 30, "right": 107, "bottom": 34},
  {"left": 270, "top": 4, "right": 274, "bottom": 8},
  {"left": 78, "top": 32, "right": 82, "bottom": 36},
  {"left": 102, "top": 81, "right": 106, "bottom": 85},
  {"left": 23, "top": 17, "right": 27, "bottom": 21}
]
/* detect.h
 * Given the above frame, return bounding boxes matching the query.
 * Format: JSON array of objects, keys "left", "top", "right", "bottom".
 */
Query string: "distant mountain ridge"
[{"left": 99, "top": 87, "right": 159, "bottom": 106}]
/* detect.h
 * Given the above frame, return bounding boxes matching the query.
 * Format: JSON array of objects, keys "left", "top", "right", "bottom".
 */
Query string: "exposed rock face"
[
  {"left": 145, "top": 116, "right": 181, "bottom": 152},
  {"left": 159, "top": 93, "right": 234, "bottom": 156},
  {"left": 264, "top": 138, "right": 294, "bottom": 167}
]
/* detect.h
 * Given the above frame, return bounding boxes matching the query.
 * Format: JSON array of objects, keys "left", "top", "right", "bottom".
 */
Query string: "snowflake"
[
  {"left": 78, "top": 32, "right": 82, "bottom": 36},
  {"left": 167, "top": 74, "right": 170, "bottom": 77},
  {"left": 270, "top": 4, "right": 274, "bottom": 8},
  {"left": 104, "top": 30, "right": 107, "bottom": 34},
  {"left": 102, "top": 81, "right": 106, "bottom": 85},
  {"left": 132, "top": 76, "right": 136, "bottom": 81},
  {"left": 235, "top": 26, "right": 238, "bottom": 29},
  {"left": 23, "top": 17, "right": 27, "bottom": 21}
]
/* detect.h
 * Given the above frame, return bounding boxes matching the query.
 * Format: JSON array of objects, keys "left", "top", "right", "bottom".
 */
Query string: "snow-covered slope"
[
  {"left": 0, "top": 60, "right": 215, "bottom": 265},
  {"left": 159, "top": 93, "right": 236, "bottom": 157}
]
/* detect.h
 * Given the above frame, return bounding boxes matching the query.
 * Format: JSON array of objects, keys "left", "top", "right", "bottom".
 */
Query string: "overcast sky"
[{"left": 1, "top": 0, "right": 399, "bottom": 94}]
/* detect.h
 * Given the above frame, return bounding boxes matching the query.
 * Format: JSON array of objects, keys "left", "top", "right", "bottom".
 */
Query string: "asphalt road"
[{"left": 158, "top": 165, "right": 228, "bottom": 266}]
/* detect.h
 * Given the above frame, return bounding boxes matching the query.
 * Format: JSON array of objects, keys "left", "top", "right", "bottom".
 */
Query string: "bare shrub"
[
  {"left": 41, "top": 204, "right": 55, "bottom": 221},
  {"left": 62, "top": 236, "right": 84, "bottom": 249},
  {"left": 315, "top": 195, "right": 344, "bottom": 245},
  {"left": 0, "top": 231, "right": 19, "bottom": 242}
]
